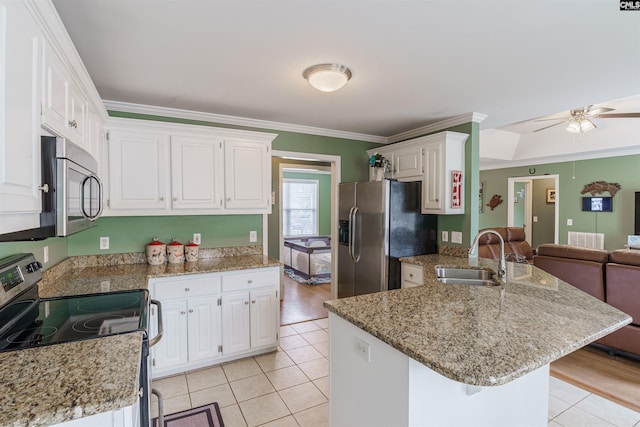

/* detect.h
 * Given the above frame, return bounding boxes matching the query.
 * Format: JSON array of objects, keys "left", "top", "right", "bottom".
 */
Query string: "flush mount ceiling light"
[{"left": 303, "top": 63, "right": 352, "bottom": 92}]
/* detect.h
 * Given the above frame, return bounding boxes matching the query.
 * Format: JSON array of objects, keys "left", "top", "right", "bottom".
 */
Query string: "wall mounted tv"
[{"left": 582, "top": 196, "right": 613, "bottom": 212}]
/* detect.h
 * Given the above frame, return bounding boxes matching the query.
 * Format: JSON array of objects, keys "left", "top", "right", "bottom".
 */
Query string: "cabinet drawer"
[
  {"left": 154, "top": 276, "right": 220, "bottom": 300},
  {"left": 401, "top": 263, "right": 424, "bottom": 288},
  {"left": 222, "top": 269, "right": 276, "bottom": 292}
]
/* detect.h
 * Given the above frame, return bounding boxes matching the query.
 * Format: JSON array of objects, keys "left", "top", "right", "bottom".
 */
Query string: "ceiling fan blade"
[
  {"left": 597, "top": 113, "right": 640, "bottom": 118},
  {"left": 533, "top": 122, "right": 565, "bottom": 132},
  {"left": 587, "top": 107, "right": 614, "bottom": 116},
  {"left": 533, "top": 117, "right": 568, "bottom": 122}
]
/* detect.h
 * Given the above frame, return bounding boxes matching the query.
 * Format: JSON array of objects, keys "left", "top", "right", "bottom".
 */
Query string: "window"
[{"left": 283, "top": 179, "right": 319, "bottom": 237}]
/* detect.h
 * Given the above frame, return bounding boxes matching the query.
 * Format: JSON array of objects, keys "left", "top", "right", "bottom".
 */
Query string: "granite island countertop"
[
  {"left": 1, "top": 253, "right": 281, "bottom": 426},
  {"left": 324, "top": 254, "right": 631, "bottom": 387}
]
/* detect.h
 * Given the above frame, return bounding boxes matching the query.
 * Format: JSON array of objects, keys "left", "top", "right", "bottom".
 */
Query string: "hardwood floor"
[
  {"left": 550, "top": 345, "right": 640, "bottom": 413},
  {"left": 279, "top": 274, "right": 331, "bottom": 325}
]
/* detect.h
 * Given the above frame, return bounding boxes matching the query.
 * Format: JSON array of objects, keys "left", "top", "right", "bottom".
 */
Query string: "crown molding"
[
  {"left": 480, "top": 145, "right": 640, "bottom": 171},
  {"left": 388, "top": 112, "right": 488, "bottom": 144},
  {"left": 102, "top": 100, "right": 387, "bottom": 144}
]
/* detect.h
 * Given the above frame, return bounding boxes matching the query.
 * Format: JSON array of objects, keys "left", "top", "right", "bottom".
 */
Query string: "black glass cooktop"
[{"left": 0, "top": 289, "right": 148, "bottom": 352}]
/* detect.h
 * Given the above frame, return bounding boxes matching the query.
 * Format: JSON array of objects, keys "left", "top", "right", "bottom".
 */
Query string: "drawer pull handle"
[{"left": 185, "top": 288, "right": 190, "bottom": 292}]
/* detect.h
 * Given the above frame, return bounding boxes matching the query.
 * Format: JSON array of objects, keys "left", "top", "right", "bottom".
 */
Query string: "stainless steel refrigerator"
[{"left": 338, "top": 179, "right": 437, "bottom": 298}]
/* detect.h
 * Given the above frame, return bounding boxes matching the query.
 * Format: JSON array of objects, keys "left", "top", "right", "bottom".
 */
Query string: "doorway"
[
  {"left": 268, "top": 151, "right": 341, "bottom": 325},
  {"left": 507, "top": 175, "right": 559, "bottom": 248}
]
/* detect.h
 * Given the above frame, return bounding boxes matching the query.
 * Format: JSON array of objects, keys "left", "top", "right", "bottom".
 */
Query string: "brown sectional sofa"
[
  {"left": 533, "top": 244, "right": 640, "bottom": 359},
  {"left": 477, "top": 227, "right": 534, "bottom": 262}
]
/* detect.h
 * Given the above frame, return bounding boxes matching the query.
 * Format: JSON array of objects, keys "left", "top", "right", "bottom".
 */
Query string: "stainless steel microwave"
[{"left": 42, "top": 136, "right": 103, "bottom": 237}]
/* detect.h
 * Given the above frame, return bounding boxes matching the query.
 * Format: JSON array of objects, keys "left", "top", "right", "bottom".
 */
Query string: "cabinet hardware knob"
[
  {"left": 251, "top": 300, "right": 256, "bottom": 304},
  {"left": 226, "top": 197, "right": 231, "bottom": 202},
  {"left": 173, "top": 197, "right": 177, "bottom": 201},
  {"left": 244, "top": 301, "right": 249, "bottom": 305},
  {"left": 409, "top": 273, "right": 413, "bottom": 278},
  {"left": 181, "top": 311, "right": 186, "bottom": 314},
  {"left": 247, "top": 280, "right": 253, "bottom": 284},
  {"left": 159, "top": 197, "right": 165, "bottom": 201},
  {"left": 185, "top": 287, "right": 190, "bottom": 292},
  {"left": 189, "top": 309, "right": 194, "bottom": 313}
]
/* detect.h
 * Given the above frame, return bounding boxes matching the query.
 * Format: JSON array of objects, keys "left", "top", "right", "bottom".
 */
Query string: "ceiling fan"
[{"left": 532, "top": 105, "right": 640, "bottom": 133}]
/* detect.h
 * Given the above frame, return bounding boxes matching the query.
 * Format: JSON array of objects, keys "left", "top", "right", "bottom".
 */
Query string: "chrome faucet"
[{"left": 469, "top": 229, "right": 507, "bottom": 283}]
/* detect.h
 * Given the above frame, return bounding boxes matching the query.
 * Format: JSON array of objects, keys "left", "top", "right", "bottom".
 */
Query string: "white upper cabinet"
[
  {"left": 170, "top": 135, "right": 224, "bottom": 210},
  {"left": 107, "top": 128, "right": 169, "bottom": 211},
  {"left": 105, "top": 118, "right": 276, "bottom": 216},
  {"left": 367, "top": 131, "right": 468, "bottom": 215},
  {"left": 0, "top": 1, "right": 43, "bottom": 233},
  {"left": 224, "top": 139, "right": 270, "bottom": 210},
  {"left": 0, "top": 0, "right": 107, "bottom": 236}
]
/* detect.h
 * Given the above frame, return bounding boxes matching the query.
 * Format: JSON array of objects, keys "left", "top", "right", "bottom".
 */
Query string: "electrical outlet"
[
  {"left": 193, "top": 233, "right": 201, "bottom": 245},
  {"left": 353, "top": 336, "right": 371, "bottom": 362},
  {"left": 533, "top": 216, "right": 538, "bottom": 222},
  {"left": 567, "top": 218, "right": 573, "bottom": 226},
  {"left": 100, "top": 280, "right": 111, "bottom": 292},
  {"left": 100, "top": 237, "right": 109, "bottom": 250},
  {"left": 249, "top": 230, "right": 257, "bottom": 243},
  {"left": 43, "top": 246, "right": 49, "bottom": 264},
  {"left": 441, "top": 231, "right": 449, "bottom": 242},
  {"left": 451, "top": 231, "right": 463, "bottom": 244}
]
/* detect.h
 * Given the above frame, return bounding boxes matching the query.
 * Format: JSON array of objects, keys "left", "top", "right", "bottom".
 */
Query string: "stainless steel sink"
[{"left": 434, "top": 266, "right": 500, "bottom": 287}]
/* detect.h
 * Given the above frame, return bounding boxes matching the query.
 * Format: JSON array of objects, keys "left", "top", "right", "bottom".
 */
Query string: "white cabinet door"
[
  {"left": 224, "top": 139, "right": 270, "bottom": 210},
  {"left": 107, "top": 129, "right": 169, "bottom": 211},
  {"left": 221, "top": 293, "right": 251, "bottom": 355},
  {"left": 187, "top": 296, "right": 220, "bottom": 363},
  {"left": 422, "top": 141, "right": 442, "bottom": 211},
  {"left": 0, "top": 1, "right": 43, "bottom": 233},
  {"left": 41, "top": 40, "right": 68, "bottom": 138},
  {"left": 250, "top": 289, "right": 278, "bottom": 348},
  {"left": 66, "top": 80, "right": 86, "bottom": 144},
  {"left": 393, "top": 145, "right": 423, "bottom": 180},
  {"left": 170, "top": 135, "right": 223, "bottom": 210},
  {"left": 152, "top": 300, "right": 188, "bottom": 371}
]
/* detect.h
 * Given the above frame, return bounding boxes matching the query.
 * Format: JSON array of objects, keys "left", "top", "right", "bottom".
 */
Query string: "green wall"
[
  {"left": 0, "top": 111, "right": 379, "bottom": 267},
  {"left": 479, "top": 154, "right": 640, "bottom": 250}
]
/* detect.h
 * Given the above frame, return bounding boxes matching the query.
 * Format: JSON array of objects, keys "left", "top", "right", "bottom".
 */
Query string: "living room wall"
[{"left": 479, "top": 154, "right": 640, "bottom": 250}]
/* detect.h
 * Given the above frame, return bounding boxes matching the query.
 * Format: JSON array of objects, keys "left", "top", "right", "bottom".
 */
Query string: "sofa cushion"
[
  {"left": 606, "top": 263, "right": 640, "bottom": 324},
  {"left": 597, "top": 324, "right": 640, "bottom": 356},
  {"left": 533, "top": 255, "right": 606, "bottom": 301},
  {"left": 609, "top": 249, "right": 640, "bottom": 267},
  {"left": 536, "top": 244, "right": 609, "bottom": 263}
]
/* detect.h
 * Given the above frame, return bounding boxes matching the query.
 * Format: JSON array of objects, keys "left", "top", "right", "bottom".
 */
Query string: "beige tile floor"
[{"left": 152, "top": 318, "right": 640, "bottom": 427}]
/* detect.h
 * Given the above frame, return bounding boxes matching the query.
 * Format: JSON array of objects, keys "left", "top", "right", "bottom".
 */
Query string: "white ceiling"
[{"left": 52, "top": 0, "right": 640, "bottom": 169}]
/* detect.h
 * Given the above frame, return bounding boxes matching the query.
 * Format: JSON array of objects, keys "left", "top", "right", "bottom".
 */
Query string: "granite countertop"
[
  {"left": 1, "top": 252, "right": 281, "bottom": 426},
  {"left": 40, "top": 254, "right": 281, "bottom": 298},
  {"left": 0, "top": 333, "right": 143, "bottom": 427},
  {"left": 324, "top": 254, "right": 631, "bottom": 387}
]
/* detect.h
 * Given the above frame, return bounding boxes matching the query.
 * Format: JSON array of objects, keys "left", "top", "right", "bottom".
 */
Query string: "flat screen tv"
[{"left": 582, "top": 196, "right": 612, "bottom": 212}]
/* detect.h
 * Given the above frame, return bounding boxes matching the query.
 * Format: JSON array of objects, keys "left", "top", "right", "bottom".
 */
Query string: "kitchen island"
[{"left": 324, "top": 254, "right": 631, "bottom": 427}]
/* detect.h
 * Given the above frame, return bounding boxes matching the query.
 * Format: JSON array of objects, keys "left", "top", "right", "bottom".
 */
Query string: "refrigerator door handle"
[
  {"left": 348, "top": 207, "right": 356, "bottom": 262},
  {"left": 351, "top": 206, "right": 361, "bottom": 263}
]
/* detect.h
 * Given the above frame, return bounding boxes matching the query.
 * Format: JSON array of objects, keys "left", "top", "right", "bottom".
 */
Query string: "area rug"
[
  {"left": 550, "top": 346, "right": 640, "bottom": 412},
  {"left": 152, "top": 402, "right": 224, "bottom": 427},
  {"left": 284, "top": 267, "right": 331, "bottom": 285}
]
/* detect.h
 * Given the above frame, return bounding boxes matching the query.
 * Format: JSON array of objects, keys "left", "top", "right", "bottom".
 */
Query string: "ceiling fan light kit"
[
  {"left": 532, "top": 104, "right": 640, "bottom": 133},
  {"left": 303, "top": 63, "right": 352, "bottom": 92},
  {"left": 566, "top": 117, "right": 596, "bottom": 134}
]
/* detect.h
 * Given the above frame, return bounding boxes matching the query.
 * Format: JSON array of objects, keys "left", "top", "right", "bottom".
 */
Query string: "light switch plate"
[
  {"left": 451, "top": 231, "right": 463, "bottom": 244},
  {"left": 567, "top": 219, "right": 573, "bottom": 226},
  {"left": 249, "top": 230, "right": 257, "bottom": 242},
  {"left": 441, "top": 231, "right": 449, "bottom": 242}
]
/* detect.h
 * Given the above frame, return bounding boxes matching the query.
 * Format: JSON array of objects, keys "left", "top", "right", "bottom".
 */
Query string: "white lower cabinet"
[
  {"left": 50, "top": 402, "right": 140, "bottom": 427},
  {"left": 150, "top": 275, "right": 221, "bottom": 378},
  {"left": 401, "top": 262, "right": 424, "bottom": 289},
  {"left": 150, "top": 267, "right": 280, "bottom": 379},
  {"left": 221, "top": 288, "right": 278, "bottom": 356}
]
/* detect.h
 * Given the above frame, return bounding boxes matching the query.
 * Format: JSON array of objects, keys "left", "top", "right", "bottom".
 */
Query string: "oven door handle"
[{"left": 149, "top": 299, "right": 164, "bottom": 348}]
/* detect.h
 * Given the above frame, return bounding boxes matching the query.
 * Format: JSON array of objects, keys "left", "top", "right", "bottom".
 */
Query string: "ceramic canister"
[
  {"left": 185, "top": 241, "right": 199, "bottom": 262},
  {"left": 167, "top": 239, "right": 185, "bottom": 264},
  {"left": 145, "top": 237, "right": 166, "bottom": 265}
]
